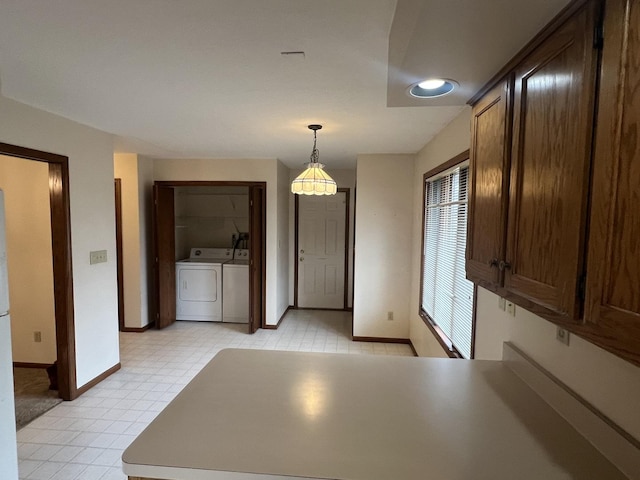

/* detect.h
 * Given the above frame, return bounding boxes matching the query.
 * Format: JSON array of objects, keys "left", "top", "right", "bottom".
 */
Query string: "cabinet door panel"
[
  {"left": 585, "top": 0, "right": 640, "bottom": 364},
  {"left": 506, "top": 3, "right": 597, "bottom": 319},
  {"left": 466, "top": 79, "right": 512, "bottom": 288}
]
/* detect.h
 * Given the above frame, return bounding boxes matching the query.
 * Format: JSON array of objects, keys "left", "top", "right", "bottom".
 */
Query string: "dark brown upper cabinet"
[
  {"left": 468, "top": 0, "right": 599, "bottom": 324},
  {"left": 466, "top": 78, "right": 513, "bottom": 290},
  {"left": 583, "top": 0, "right": 640, "bottom": 365},
  {"left": 467, "top": 0, "right": 640, "bottom": 365},
  {"left": 505, "top": 1, "right": 598, "bottom": 322}
]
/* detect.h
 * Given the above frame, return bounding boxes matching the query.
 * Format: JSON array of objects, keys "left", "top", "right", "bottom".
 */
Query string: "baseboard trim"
[
  {"left": 263, "top": 306, "right": 291, "bottom": 330},
  {"left": 121, "top": 323, "right": 153, "bottom": 333},
  {"left": 74, "top": 362, "right": 121, "bottom": 398},
  {"left": 13, "top": 362, "right": 52, "bottom": 369},
  {"left": 293, "top": 307, "right": 351, "bottom": 312},
  {"left": 353, "top": 336, "right": 411, "bottom": 344}
]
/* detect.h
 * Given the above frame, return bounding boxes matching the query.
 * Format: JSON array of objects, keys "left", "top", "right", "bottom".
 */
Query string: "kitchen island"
[{"left": 122, "top": 347, "right": 633, "bottom": 480}]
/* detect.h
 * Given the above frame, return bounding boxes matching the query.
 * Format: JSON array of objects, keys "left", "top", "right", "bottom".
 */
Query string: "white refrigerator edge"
[{"left": 0, "top": 189, "right": 19, "bottom": 479}]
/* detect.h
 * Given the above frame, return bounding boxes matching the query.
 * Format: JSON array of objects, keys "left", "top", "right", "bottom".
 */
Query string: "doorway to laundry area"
[{"left": 153, "top": 181, "right": 266, "bottom": 334}]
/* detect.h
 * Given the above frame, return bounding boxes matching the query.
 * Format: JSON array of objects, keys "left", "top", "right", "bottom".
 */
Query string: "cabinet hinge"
[
  {"left": 593, "top": 22, "right": 604, "bottom": 50},
  {"left": 577, "top": 274, "right": 587, "bottom": 301}
]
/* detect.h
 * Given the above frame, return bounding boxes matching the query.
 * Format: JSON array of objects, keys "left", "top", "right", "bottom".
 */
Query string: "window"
[{"left": 420, "top": 152, "right": 475, "bottom": 359}]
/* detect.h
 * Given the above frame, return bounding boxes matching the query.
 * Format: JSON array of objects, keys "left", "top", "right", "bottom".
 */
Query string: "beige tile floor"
[{"left": 16, "top": 309, "right": 414, "bottom": 479}]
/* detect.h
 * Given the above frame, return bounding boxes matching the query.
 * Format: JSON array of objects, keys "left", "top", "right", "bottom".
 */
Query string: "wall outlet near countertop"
[
  {"left": 506, "top": 301, "right": 516, "bottom": 316},
  {"left": 387, "top": 311, "right": 394, "bottom": 321},
  {"left": 33, "top": 331, "right": 42, "bottom": 343},
  {"left": 556, "top": 327, "right": 570, "bottom": 346}
]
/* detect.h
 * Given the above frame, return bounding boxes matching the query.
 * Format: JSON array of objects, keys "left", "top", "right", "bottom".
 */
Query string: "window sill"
[{"left": 418, "top": 309, "right": 463, "bottom": 359}]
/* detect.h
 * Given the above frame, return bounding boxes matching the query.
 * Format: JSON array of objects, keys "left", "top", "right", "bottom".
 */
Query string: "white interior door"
[{"left": 297, "top": 192, "right": 346, "bottom": 309}]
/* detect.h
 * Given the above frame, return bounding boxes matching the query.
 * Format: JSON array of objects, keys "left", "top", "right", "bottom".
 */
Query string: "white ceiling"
[{"left": 0, "top": 0, "right": 569, "bottom": 169}]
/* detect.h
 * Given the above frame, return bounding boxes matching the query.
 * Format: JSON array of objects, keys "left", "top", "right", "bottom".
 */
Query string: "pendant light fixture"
[{"left": 291, "top": 124, "right": 337, "bottom": 195}]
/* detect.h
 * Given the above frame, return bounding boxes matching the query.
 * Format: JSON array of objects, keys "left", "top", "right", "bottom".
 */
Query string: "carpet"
[{"left": 13, "top": 367, "right": 62, "bottom": 430}]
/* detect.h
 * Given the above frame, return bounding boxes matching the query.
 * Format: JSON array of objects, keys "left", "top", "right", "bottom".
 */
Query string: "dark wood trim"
[
  {"left": 468, "top": 0, "right": 592, "bottom": 104},
  {"left": 352, "top": 336, "right": 412, "bottom": 344},
  {"left": 423, "top": 149, "right": 470, "bottom": 180},
  {"left": 292, "top": 307, "right": 351, "bottom": 312},
  {"left": 155, "top": 181, "right": 265, "bottom": 187},
  {"left": 13, "top": 362, "right": 52, "bottom": 369},
  {"left": 114, "top": 178, "right": 125, "bottom": 331},
  {"left": 75, "top": 363, "right": 121, "bottom": 397},
  {"left": 294, "top": 193, "right": 299, "bottom": 308},
  {"left": 418, "top": 310, "right": 461, "bottom": 359},
  {"left": 341, "top": 188, "right": 350, "bottom": 310},
  {"left": 0, "top": 142, "right": 67, "bottom": 164},
  {"left": 0, "top": 143, "right": 77, "bottom": 401},
  {"left": 408, "top": 341, "right": 419, "bottom": 357},
  {"left": 263, "top": 306, "right": 291, "bottom": 330},
  {"left": 249, "top": 183, "right": 267, "bottom": 333},
  {"left": 470, "top": 285, "right": 478, "bottom": 359},
  {"left": 294, "top": 189, "right": 350, "bottom": 309},
  {"left": 120, "top": 323, "right": 153, "bottom": 333}
]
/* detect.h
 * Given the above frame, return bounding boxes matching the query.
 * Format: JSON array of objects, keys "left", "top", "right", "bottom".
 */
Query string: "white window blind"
[{"left": 421, "top": 165, "right": 474, "bottom": 359}]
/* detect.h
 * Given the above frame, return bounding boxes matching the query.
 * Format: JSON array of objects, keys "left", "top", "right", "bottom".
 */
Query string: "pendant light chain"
[{"left": 310, "top": 129, "right": 319, "bottom": 164}]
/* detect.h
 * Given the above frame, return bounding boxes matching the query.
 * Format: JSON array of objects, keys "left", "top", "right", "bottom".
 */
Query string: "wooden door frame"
[
  {"left": 0, "top": 142, "right": 76, "bottom": 401},
  {"left": 293, "top": 188, "right": 350, "bottom": 310},
  {"left": 152, "top": 181, "right": 267, "bottom": 332},
  {"left": 114, "top": 179, "right": 125, "bottom": 331}
]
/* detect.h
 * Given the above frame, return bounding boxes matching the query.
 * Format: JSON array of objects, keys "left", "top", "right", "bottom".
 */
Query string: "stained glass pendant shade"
[{"left": 291, "top": 124, "right": 337, "bottom": 195}]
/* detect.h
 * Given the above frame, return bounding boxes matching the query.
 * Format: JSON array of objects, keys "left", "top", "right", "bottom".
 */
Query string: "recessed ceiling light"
[
  {"left": 418, "top": 79, "right": 445, "bottom": 90},
  {"left": 408, "top": 78, "right": 458, "bottom": 98}
]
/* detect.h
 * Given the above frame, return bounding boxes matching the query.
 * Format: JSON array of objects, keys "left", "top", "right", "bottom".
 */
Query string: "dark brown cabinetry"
[
  {"left": 583, "top": 0, "right": 640, "bottom": 364},
  {"left": 467, "top": 0, "right": 640, "bottom": 365},
  {"left": 467, "top": 79, "right": 512, "bottom": 289},
  {"left": 506, "top": 3, "right": 598, "bottom": 321}
]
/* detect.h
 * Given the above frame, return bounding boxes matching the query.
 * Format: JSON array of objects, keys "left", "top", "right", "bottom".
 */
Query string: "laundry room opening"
[{"left": 153, "top": 181, "right": 266, "bottom": 334}]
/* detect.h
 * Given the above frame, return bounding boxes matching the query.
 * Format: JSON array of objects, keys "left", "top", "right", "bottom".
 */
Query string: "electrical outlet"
[
  {"left": 506, "top": 301, "right": 516, "bottom": 316},
  {"left": 89, "top": 250, "right": 108, "bottom": 264},
  {"left": 387, "top": 311, "right": 394, "bottom": 321},
  {"left": 34, "top": 331, "right": 42, "bottom": 343},
  {"left": 556, "top": 327, "right": 570, "bottom": 346},
  {"left": 498, "top": 297, "right": 506, "bottom": 311}
]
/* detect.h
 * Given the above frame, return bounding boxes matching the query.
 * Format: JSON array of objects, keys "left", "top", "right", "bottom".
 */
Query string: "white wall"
[
  {"left": 409, "top": 108, "right": 471, "bottom": 358},
  {"left": 353, "top": 154, "right": 414, "bottom": 339},
  {"left": 0, "top": 156, "right": 56, "bottom": 363},
  {"left": 410, "top": 107, "right": 640, "bottom": 440},
  {"left": 114, "top": 154, "right": 144, "bottom": 329},
  {"left": 288, "top": 168, "right": 356, "bottom": 309},
  {"left": 276, "top": 161, "right": 290, "bottom": 320},
  {"left": 138, "top": 157, "right": 154, "bottom": 327},
  {"left": 0, "top": 95, "right": 120, "bottom": 388},
  {"left": 152, "top": 158, "right": 287, "bottom": 326}
]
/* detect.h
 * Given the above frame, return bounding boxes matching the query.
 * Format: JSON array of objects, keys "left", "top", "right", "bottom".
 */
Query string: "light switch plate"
[
  {"left": 90, "top": 250, "right": 108, "bottom": 264},
  {"left": 506, "top": 301, "right": 516, "bottom": 316}
]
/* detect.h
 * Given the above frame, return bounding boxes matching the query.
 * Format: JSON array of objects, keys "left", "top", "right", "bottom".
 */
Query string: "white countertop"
[{"left": 122, "top": 349, "right": 627, "bottom": 480}]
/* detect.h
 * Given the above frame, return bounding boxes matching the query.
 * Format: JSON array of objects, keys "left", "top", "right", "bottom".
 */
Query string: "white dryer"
[
  {"left": 222, "top": 249, "right": 249, "bottom": 323},
  {"left": 176, "top": 248, "right": 232, "bottom": 322}
]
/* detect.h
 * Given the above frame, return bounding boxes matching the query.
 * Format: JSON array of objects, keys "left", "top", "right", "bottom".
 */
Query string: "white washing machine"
[
  {"left": 223, "top": 249, "right": 249, "bottom": 323},
  {"left": 176, "top": 248, "right": 232, "bottom": 322}
]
